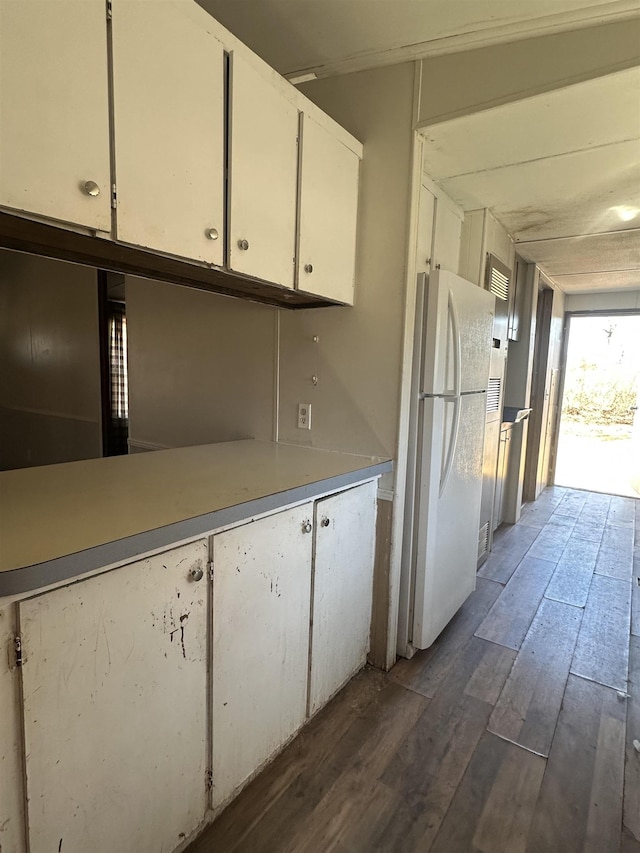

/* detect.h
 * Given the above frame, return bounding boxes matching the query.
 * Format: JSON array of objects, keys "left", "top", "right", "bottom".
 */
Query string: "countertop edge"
[{"left": 0, "top": 459, "right": 392, "bottom": 597}]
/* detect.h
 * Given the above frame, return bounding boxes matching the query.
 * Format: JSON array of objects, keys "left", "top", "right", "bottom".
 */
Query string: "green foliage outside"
[{"left": 563, "top": 359, "right": 638, "bottom": 425}]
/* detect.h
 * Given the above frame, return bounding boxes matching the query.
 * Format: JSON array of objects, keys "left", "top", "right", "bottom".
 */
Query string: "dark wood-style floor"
[{"left": 188, "top": 486, "right": 640, "bottom": 853}]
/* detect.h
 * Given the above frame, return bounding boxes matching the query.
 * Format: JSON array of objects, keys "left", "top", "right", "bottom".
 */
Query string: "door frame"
[
  {"left": 523, "top": 285, "right": 554, "bottom": 502},
  {"left": 553, "top": 307, "right": 640, "bottom": 489}
]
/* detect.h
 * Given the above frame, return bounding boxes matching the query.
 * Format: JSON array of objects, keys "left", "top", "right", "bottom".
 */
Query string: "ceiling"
[
  {"left": 421, "top": 66, "right": 640, "bottom": 293},
  {"left": 198, "top": 0, "right": 640, "bottom": 296},
  {"left": 198, "top": 0, "right": 638, "bottom": 79}
]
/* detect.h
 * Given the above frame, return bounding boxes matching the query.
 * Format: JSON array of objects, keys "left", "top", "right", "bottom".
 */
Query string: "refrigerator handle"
[
  {"left": 439, "top": 397, "right": 461, "bottom": 497},
  {"left": 448, "top": 289, "right": 462, "bottom": 398},
  {"left": 438, "top": 290, "right": 462, "bottom": 496}
]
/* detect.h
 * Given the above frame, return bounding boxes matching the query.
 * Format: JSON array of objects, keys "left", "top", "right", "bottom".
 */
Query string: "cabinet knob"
[
  {"left": 304, "top": 263, "right": 313, "bottom": 274},
  {"left": 302, "top": 520, "right": 312, "bottom": 534},
  {"left": 237, "top": 239, "right": 249, "bottom": 251},
  {"left": 321, "top": 517, "right": 330, "bottom": 528},
  {"left": 83, "top": 180, "right": 100, "bottom": 197},
  {"left": 205, "top": 228, "right": 219, "bottom": 240},
  {"left": 190, "top": 565, "right": 204, "bottom": 582}
]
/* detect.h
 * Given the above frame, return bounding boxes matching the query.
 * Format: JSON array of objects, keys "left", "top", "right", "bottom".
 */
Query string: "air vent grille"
[
  {"left": 478, "top": 522, "right": 490, "bottom": 561},
  {"left": 487, "top": 378, "right": 501, "bottom": 413},
  {"left": 485, "top": 253, "right": 512, "bottom": 303},
  {"left": 489, "top": 267, "right": 509, "bottom": 301}
]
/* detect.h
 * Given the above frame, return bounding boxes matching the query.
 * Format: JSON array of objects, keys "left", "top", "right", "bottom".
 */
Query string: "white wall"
[
  {"left": 284, "top": 63, "right": 416, "bottom": 473},
  {"left": 0, "top": 250, "right": 101, "bottom": 470},
  {"left": 418, "top": 17, "right": 640, "bottom": 126},
  {"left": 565, "top": 290, "right": 640, "bottom": 312},
  {"left": 126, "top": 277, "right": 277, "bottom": 449}
]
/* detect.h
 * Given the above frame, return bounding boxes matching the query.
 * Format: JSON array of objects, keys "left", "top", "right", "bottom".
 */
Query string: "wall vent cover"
[
  {"left": 478, "top": 522, "right": 490, "bottom": 561},
  {"left": 486, "top": 253, "right": 511, "bottom": 302},
  {"left": 487, "top": 378, "right": 501, "bottom": 413}
]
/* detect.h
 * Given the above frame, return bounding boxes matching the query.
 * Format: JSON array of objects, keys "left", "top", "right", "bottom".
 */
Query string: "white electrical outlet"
[{"left": 297, "top": 403, "right": 311, "bottom": 429}]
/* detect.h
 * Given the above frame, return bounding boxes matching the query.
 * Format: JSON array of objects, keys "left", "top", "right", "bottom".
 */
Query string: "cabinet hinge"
[
  {"left": 111, "top": 184, "right": 117, "bottom": 209},
  {"left": 207, "top": 560, "right": 214, "bottom": 581},
  {"left": 106, "top": 0, "right": 112, "bottom": 20},
  {"left": 14, "top": 636, "right": 23, "bottom": 668},
  {"left": 205, "top": 769, "right": 213, "bottom": 791}
]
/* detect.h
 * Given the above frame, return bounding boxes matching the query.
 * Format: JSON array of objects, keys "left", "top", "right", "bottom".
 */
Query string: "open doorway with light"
[{"left": 554, "top": 312, "right": 640, "bottom": 498}]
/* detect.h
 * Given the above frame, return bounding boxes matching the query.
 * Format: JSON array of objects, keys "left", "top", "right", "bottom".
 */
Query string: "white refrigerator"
[{"left": 408, "top": 269, "right": 494, "bottom": 651}]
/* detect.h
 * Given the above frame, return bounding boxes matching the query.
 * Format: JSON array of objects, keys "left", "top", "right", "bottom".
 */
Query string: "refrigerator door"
[
  {"left": 411, "top": 392, "right": 487, "bottom": 649},
  {"left": 420, "top": 270, "right": 495, "bottom": 396}
]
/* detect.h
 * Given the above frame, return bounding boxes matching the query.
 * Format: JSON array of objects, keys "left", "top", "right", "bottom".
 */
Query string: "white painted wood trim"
[
  {"left": 283, "top": 1, "right": 640, "bottom": 82},
  {"left": 386, "top": 64, "right": 425, "bottom": 671}
]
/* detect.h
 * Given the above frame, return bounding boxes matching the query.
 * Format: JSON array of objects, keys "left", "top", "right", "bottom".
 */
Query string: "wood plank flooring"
[{"left": 187, "top": 486, "right": 640, "bottom": 853}]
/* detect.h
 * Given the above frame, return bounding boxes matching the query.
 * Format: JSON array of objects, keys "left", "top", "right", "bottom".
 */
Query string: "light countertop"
[{"left": 0, "top": 440, "right": 392, "bottom": 595}]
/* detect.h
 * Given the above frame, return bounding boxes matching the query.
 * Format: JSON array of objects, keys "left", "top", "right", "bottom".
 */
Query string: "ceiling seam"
[{"left": 428, "top": 135, "right": 640, "bottom": 182}]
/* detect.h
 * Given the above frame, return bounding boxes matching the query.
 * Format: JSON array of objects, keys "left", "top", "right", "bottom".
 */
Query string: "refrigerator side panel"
[
  {"left": 411, "top": 396, "right": 446, "bottom": 645},
  {"left": 412, "top": 393, "right": 487, "bottom": 650}
]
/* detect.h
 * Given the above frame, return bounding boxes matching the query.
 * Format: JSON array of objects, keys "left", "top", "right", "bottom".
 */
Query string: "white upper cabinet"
[
  {"left": 111, "top": 0, "right": 225, "bottom": 265},
  {"left": 297, "top": 115, "right": 360, "bottom": 304},
  {"left": 0, "top": 0, "right": 111, "bottom": 231},
  {"left": 228, "top": 52, "right": 299, "bottom": 288},
  {"left": 0, "top": 0, "right": 362, "bottom": 303}
]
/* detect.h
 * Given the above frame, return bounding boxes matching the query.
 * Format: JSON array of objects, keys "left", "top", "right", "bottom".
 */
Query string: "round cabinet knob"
[
  {"left": 205, "top": 228, "right": 219, "bottom": 241},
  {"left": 83, "top": 180, "right": 100, "bottom": 197},
  {"left": 237, "top": 239, "right": 249, "bottom": 251},
  {"left": 190, "top": 565, "right": 204, "bottom": 582},
  {"left": 321, "top": 517, "right": 330, "bottom": 528},
  {"left": 302, "top": 520, "right": 312, "bottom": 534},
  {"left": 304, "top": 263, "right": 313, "bottom": 274}
]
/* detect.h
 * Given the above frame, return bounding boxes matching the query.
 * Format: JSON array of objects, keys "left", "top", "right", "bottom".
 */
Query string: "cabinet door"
[
  {"left": 111, "top": 0, "right": 225, "bottom": 264},
  {"left": 18, "top": 541, "right": 209, "bottom": 853},
  {"left": 0, "top": 0, "right": 111, "bottom": 231},
  {"left": 297, "top": 115, "right": 360, "bottom": 304},
  {"left": 228, "top": 52, "right": 299, "bottom": 287},
  {"left": 212, "top": 504, "right": 313, "bottom": 809},
  {"left": 309, "top": 481, "right": 377, "bottom": 716},
  {"left": 433, "top": 197, "right": 463, "bottom": 274}
]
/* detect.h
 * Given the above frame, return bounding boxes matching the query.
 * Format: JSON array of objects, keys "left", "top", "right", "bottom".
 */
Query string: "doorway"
[{"left": 554, "top": 312, "right": 640, "bottom": 497}]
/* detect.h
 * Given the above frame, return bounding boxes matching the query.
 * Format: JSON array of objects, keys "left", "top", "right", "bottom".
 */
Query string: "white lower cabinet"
[
  {"left": 10, "top": 481, "right": 378, "bottom": 851},
  {"left": 211, "top": 481, "right": 377, "bottom": 809},
  {"left": 17, "top": 540, "right": 209, "bottom": 853},
  {"left": 309, "top": 481, "right": 378, "bottom": 714},
  {"left": 211, "top": 502, "right": 314, "bottom": 809}
]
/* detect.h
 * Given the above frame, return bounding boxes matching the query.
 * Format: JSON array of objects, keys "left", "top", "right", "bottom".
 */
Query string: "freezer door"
[
  {"left": 412, "top": 392, "right": 487, "bottom": 649},
  {"left": 420, "top": 269, "right": 495, "bottom": 395}
]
